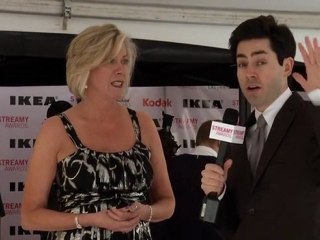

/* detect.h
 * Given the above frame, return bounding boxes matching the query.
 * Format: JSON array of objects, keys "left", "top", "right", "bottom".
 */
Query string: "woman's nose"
[{"left": 115, "top": 62, "right": 124, "bottom": 74}]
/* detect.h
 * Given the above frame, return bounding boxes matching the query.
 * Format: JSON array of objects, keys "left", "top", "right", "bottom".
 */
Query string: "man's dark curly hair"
[{"left": 229, "top": 15, "right": 296, "bottom": 66}]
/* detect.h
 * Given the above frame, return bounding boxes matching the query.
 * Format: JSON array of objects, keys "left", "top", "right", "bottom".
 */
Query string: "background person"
[
  {"left": 164, "top": 120, "right": 223, "bottom": 240},
  {"left": 21, "top": 23, "right": 175, "bottom": 240},
  {"left": 201, "top": 15, "right": 320, "bottom": 240}
]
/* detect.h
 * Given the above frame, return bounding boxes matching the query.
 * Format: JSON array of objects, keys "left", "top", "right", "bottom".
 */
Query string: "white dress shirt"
[{"left": 192, "top": 145, "right": 218, "bottom": 157}]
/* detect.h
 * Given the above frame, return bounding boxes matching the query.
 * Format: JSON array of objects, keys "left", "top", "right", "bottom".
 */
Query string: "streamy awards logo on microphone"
[{"left": 209, "top": 121, "right": 245, "bottom": 144}]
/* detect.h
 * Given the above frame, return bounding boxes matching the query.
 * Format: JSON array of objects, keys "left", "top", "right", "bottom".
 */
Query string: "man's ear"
[
  {"left": 213, "top": 140, "right": 220, "bottom": 152},
  {"left": 283, "top": 57, "right": 295, "bottom": 77}
]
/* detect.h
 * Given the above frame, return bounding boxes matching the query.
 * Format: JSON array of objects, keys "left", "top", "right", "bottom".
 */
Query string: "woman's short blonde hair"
[{"left": 66, "top": 24, "right": 137, "bottom": 99}]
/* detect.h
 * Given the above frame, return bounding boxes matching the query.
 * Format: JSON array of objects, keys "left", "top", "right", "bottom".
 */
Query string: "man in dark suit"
[
  {"left": 201, "top": 15, "right": 320, "bottom": 240},
  {"left": 164, "top": 120, "right": 224, "bottom": 240}
]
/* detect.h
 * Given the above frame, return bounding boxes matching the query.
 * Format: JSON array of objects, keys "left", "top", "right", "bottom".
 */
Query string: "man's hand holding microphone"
[
  {"left": 199, "top": 108, "right": 244, "bottom": 223},
  {"left": 201, "top": 159, "right": 233, "bottom": 197}
]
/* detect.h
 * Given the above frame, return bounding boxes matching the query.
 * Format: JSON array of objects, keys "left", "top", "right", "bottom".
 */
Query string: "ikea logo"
[
  {"left": 183, "top": 99, "right": 222, "bottom": 109},
  {"left": 10, "top": 139, "right": 36, "bottom": 148},
  {"left": 10, "top": 96, "right": 56, "bottom": 105}
]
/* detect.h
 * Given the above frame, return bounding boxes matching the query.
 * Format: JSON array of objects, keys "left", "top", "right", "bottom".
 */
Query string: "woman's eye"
[{"left": 122, "top": 59, "right": 129, "bottom": 65}]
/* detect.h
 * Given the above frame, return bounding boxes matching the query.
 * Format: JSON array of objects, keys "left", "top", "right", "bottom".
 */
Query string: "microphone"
[
  {"left": 200, "top": 108, "right": 242, "bottom": 223},
  {"left": 215, "top": 108, "right": 239, "bottom": 166}
]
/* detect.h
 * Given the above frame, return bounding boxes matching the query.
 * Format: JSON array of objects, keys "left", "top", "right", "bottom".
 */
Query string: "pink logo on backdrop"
[
  {"left": 0, "top": 159, "right": 28, "bottom": 171},
  {"left": 143, "top": 98, "right": 172, "bottom": 107},
  {"left": 3, "top": 202, "right": 21, "bottom": 215},
  {"left": 175, "top": 117, "right": 198, "bottom": 129},
  {"left": 0, "top": 115, "right": 29, "bottom": 128},
  {"left": 232, "top": 99, "right": 239, "bottom": 107}
]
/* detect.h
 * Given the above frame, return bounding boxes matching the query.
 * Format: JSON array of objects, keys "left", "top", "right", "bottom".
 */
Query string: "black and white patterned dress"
[{"left": 47, "top": 108, "right": 153, "bottom": 240}]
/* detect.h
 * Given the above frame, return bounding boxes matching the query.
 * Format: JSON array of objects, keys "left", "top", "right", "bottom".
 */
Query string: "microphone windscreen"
[{"left": 222, "top": 108, "right": 239, "bottom": 125}]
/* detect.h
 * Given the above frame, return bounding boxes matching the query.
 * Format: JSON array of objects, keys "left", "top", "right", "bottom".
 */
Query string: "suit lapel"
[{"left": 251, "top": 93, "right": 302, "bottom": 190}]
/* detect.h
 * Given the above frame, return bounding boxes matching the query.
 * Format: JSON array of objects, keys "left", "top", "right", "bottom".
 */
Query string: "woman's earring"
[{"left": 84, "top": 85, "right": 88, "bottom": 90}]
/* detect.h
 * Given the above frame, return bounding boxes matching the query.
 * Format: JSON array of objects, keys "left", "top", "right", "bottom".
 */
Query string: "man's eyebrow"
[
  {"left": 251, "top": 50, "right": 268, "bottom": 57},
  {"left": 236, "top": 50, "right": 268, "bottom": 59},
  {"left": 236, "top": 53, "right": 247, "bottom": 59}
]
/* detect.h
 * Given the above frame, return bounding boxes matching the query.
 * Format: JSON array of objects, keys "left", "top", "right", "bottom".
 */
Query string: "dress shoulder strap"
[
  {"left": 58, "top": 113, "right": 84, "bottom": 148},
  {"left": 127, "top": 108, "right": 142, "bottom": 141}
]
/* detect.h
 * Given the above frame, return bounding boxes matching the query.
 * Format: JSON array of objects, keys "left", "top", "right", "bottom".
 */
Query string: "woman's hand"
[
  {"left": 93, "top": 207, "right": 140, "bottom": 233},
  {"left": 124, "top": 202, "right": 152, "bottom": 222},
  {"left": 92, "top": 202, "right": 151, "bottom": 232}
]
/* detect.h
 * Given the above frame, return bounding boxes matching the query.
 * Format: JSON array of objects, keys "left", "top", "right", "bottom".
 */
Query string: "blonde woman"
[{"left": 21, "top": 24, "right": 175, "bottom": 240}]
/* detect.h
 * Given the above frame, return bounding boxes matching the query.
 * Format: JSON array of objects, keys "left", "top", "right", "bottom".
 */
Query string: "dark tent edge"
[{"left": 0, "top": 31, "right": 305, "bottom": 90}]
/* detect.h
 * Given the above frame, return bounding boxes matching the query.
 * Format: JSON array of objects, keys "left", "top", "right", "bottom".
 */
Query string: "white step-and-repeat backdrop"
[{"left": 0, "top": 85, "right": 239, "bottom": 239}]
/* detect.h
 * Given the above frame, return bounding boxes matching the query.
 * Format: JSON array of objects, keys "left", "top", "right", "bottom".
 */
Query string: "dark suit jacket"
[
  {"left": 162, "top": 153, "right": 224, "bottom": 240},
  {"left": 220, "top": 93, "right": 320, "bottom": 240}
]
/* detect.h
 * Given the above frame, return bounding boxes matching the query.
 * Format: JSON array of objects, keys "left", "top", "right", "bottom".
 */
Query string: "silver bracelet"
[
  {"left": 147, "top": 205, "right": 153, "bottom": 222},
  {"left": 74, "top": 215, "right": 82, "bottom": 229}
]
